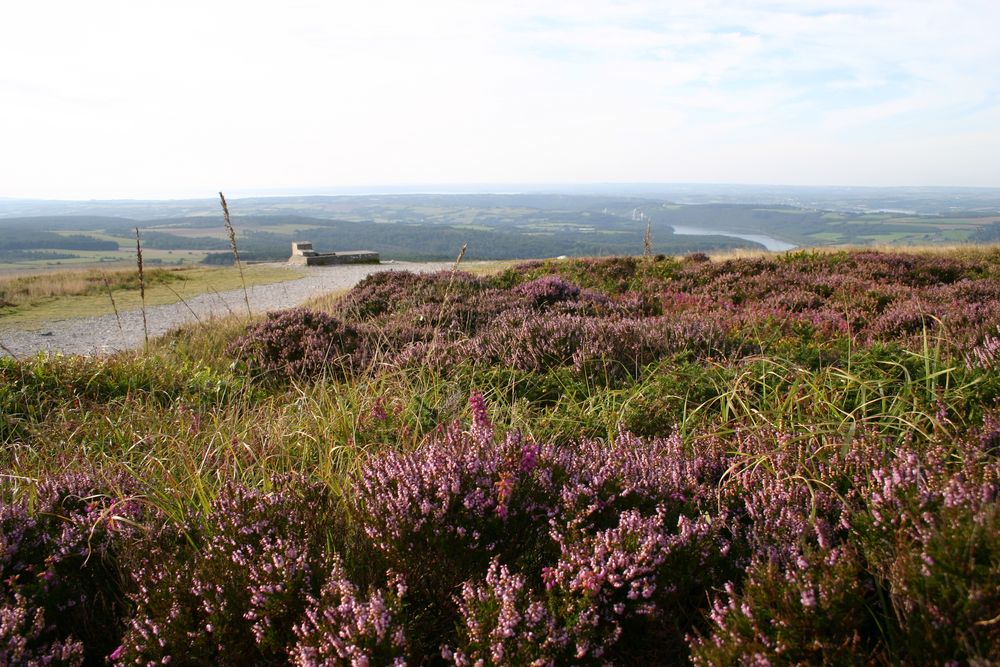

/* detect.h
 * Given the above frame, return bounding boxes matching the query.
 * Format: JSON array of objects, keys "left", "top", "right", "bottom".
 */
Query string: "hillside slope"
[{"left": 1, "top": 247, "right": 998, "bottom": 665}]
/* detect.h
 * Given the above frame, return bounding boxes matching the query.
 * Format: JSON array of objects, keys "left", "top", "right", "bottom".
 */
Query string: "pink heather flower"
[
  {"left": 469, "top": 391, "right": 493, "bottom": 443},
  {"left": 800, "top": 588, "right": 817, "bottom": 608},
  {"left": 541, "top": 567, "right": 557, "bottom": 591},
  {"left": 495, "top": 472, "right": 515, "bottom": 519},
  {"left": 519, "top": 443, "right": 539, "bottom": 473},
  {"left": 370, "top": 397, "right": 389, "bottom": 422}
]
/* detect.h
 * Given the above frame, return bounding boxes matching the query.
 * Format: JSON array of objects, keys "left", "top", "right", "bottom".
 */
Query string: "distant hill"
[{"left": 0, "top": 189, "right": 997, "bottom": 270}]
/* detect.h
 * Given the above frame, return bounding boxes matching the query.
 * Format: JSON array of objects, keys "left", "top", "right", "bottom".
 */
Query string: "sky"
[{"left": 2, "top": 0, "right": 999, "bottom": 199}]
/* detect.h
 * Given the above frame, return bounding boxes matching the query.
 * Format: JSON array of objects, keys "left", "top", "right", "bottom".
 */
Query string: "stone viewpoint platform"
[{"left": 287, "top": 241, "right": 379, "bottom": 266}]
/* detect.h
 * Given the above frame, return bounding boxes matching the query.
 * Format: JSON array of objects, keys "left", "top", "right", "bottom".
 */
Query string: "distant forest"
[
  {"left": 0, "top": 191, "right": 996, "bottom": 269},
  {"left": 971, "top": 222, "right": 1000, "bottom": 242},
  {"left": 0, "top": 230, "right": 118, "bottom": 251},
  {"left": 203, "top": 216, "right": 758, "bottom": 263}
]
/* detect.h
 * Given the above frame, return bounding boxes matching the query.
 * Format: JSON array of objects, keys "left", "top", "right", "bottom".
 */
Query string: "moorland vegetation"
[{"left": 1, "top": 247, "right": 999, "bottom": 665}]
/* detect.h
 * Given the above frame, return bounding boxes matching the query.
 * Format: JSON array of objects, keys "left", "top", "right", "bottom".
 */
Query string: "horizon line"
[{"left": 4, "top": 181, "right": 1000, "bottom": 203}]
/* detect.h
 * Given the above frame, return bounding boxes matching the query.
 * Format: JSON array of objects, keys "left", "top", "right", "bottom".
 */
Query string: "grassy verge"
[{"left": 0, "top": 264, "right": 305, "bottom": 329}]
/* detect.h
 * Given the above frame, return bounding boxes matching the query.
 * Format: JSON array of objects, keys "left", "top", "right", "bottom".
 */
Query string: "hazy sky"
[{"left": 2, "top": 1, "right": 999, "bottom": 199}]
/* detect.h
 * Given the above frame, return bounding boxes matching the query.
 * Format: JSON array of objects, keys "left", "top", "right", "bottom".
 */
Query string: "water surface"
[{"left": 670, "top": 225, "right": 797, "bottom": 252}]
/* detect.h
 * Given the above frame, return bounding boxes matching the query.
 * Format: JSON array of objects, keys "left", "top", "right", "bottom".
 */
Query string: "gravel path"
[{"left": 0, "top": 262, "right": 453, "bottom": 358}]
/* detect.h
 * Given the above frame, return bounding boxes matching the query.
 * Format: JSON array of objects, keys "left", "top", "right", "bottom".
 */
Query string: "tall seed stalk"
[
  {"left": 0, "top": 337, "right": 16, "bottom": 358},
  {"left": 135, "top": 227, "right": 149, "bottom": 351},
  {"left": 219, "top": 191, "right": 252, "bottom": 318},
  {"left": 643, "top": 218, "right": 653, "bottom": 257},
  {"left": 101, "top": 272, "right": 126, "bottom": 347},
  {"left": 428, "top": 243, "right": 467, "bottom": 357}
]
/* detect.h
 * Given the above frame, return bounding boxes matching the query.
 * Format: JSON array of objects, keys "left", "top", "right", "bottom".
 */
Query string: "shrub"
[
  {"left": 336, "top": 270, "right": 486, "bottom": 320},
  {"left": 227, "top": 308, "right": 362, "bottom": 381},
  {"left": 0, "top": 471, "right": 144, "bottom": 665},
  {"left": 853, "top": 437, "right": 1000, "bottom": 662},
  {"left": 355, "top": 394, "right": 733, "bottom": 660},
  {"left": 446, "top": 559, "right": 564, "bottom": 666},
  {"left": 513, "top": 276, "right": 581, "bottom": 307},
  {"left": 292, "top": 560, "right": 409, "bottom": 666},
  {"left": 689, "top": 548, "right": 884, "bottom": 665},
  {"left": 1, "top": 594, "right": 84, "bottom": 666},
  {"left": 115, "top": 477, "right": 340, "bottom": 665}
]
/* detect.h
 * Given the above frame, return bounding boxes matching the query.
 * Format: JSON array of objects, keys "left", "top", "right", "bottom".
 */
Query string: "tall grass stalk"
[
  {"left": 163, "top": 283, "right": 202, "bottom": 326},
  {"left": 686, "top": 342, "right": 976, "bottom": 448},
  {"left": 0, "top": 337, "right": 16, "bottom": 358},
  {"left": 428, "top": 243, "right": 468, "bottom": 356},
  {"left": 135, "top": 227, "right": 149, "bottom": 351},
  {"left": 208, "top": 285, "right": 237, "bottom": 318},
  {"left": 101, "top": 271, "right": 126, "bottom": 346},
  {"left": 219, "top": 191, "right": 252, "bottom": 318}
]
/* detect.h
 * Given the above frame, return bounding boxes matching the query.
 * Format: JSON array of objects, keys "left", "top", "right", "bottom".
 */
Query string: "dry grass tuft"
[{"left": 0, "top": 266, "right": 182, "bottom": 310}]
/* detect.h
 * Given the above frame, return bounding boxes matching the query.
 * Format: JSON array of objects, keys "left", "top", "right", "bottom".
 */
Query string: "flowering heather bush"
[
  {"left": 691, "top": 417, "right": 1000, "bottom": 665},
  {"left": 543, "top": 508, "right": 725, "bottom": 663},
  {"left": 0, "top": 471, "right": 144, "bottom": 665},
  {"left": 606, "top": 290, "right": 663, "bottom": 317},
  {"left": 967, "top": 326, "right": 1000, "bottom": 369},
  {"left": 336, "top": 270, "right": 487, "bottom": 320},
  {"left": 516, "top": 255, "right": 679, "bottom": 295},
  {"left": 292, "top": 560, "right": 408, "bottom": 667},
  {"left": 293, "top": 250, "right": 1000, "bottom": 385},
  {"left": 474, "top": 310, "right": 584, "bottom": 372},
  {"left": 355, "top": 395, "right": 734, "bottom": 660},
  {"left": 353, "top": 419, "right": 543, "bottom": 596},
  {"left": 719, "top": 437, "right": 852, "bottom": 568},
  {"left": 655, "top": 251, "right": 1000, "bottom": 347},
  {"left": 513, "top": 275, "right": 581, "bottom": 307},
  {"left": 1, "top": 594, "right": 85, "bottom": 666},
  {"left": 227, "top": 308, "right": 363, "bottom": 381},
  {"left": 446, "top": 558, "right": 565, "bottom": 666},
  {"left": 388, "top": 338, "right": 480, "bottom": 373},
  {"left": 852, "top": 435, "right": 1000, "bottom": 661},
  {"left": 689, "top": 548, "right": 884, "bottom": 665},
  {"left": 500, "top": 253, "right": 986, "bottom": 365},
  {"left": 115, "top": 476, "right": 340, "bottom": 665},
  {"left": 475, "top": 310, "right": 732, "bottom": 376}
]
